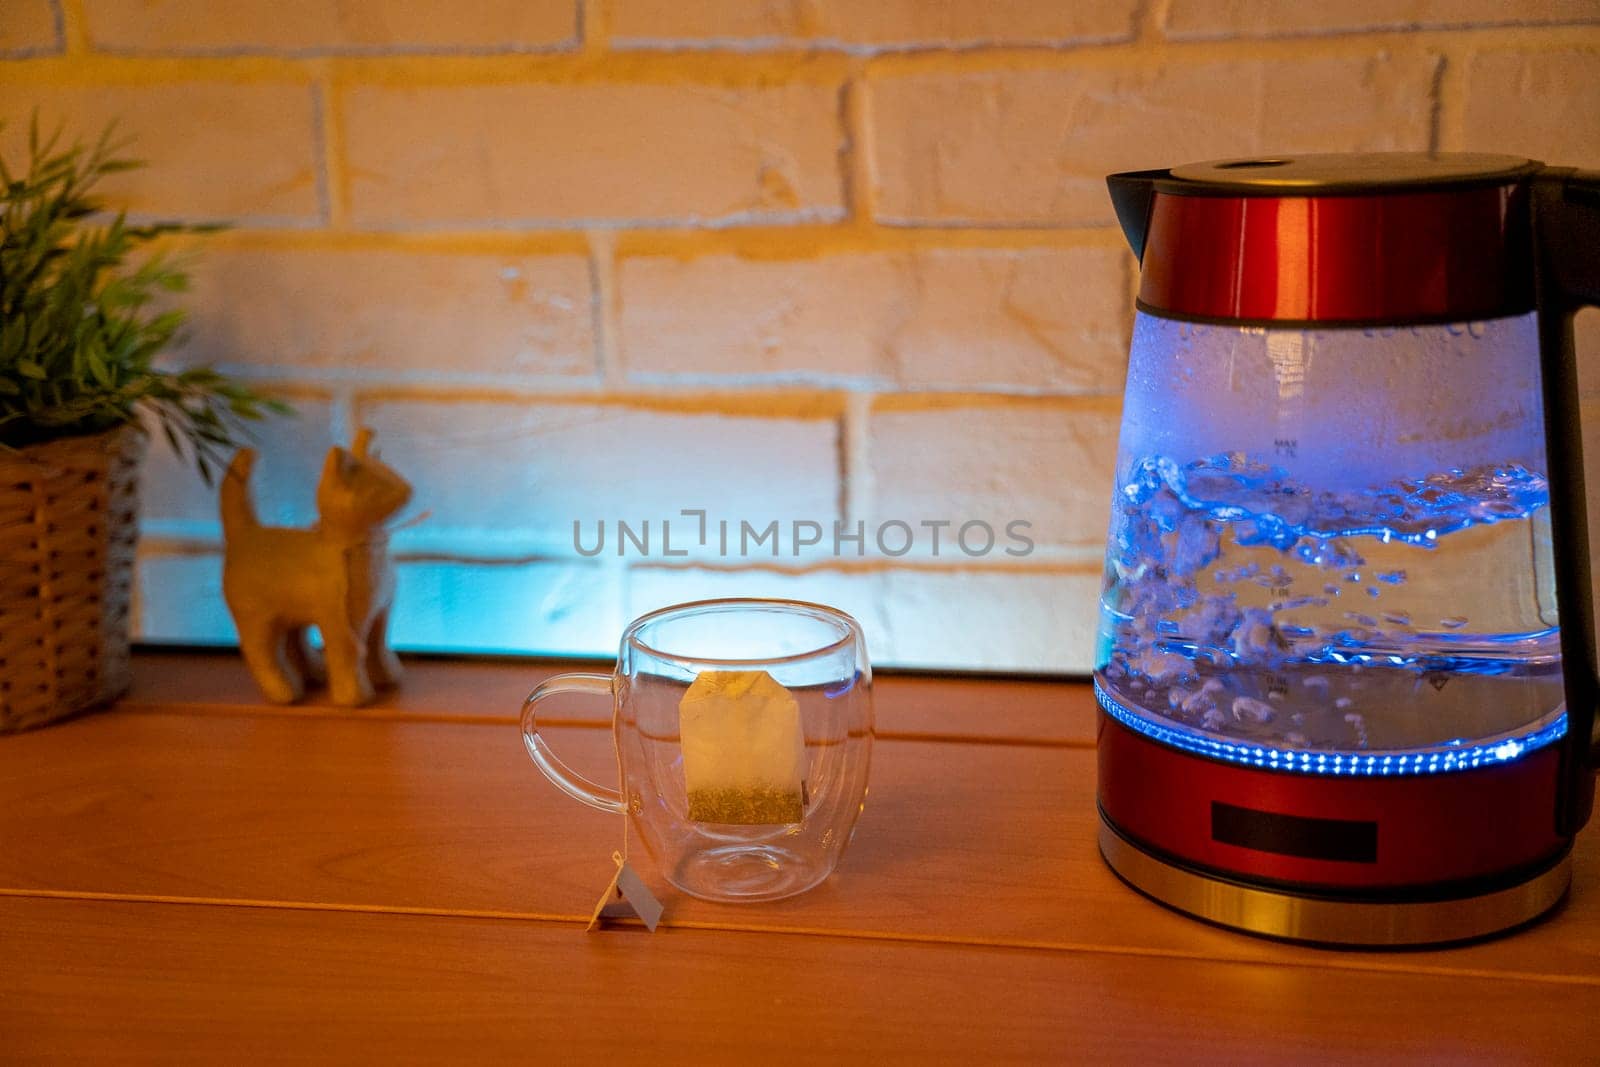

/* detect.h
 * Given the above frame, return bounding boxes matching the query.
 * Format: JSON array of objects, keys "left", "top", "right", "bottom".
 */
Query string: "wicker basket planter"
[{"left": 0, "top": 425, "right": 144, "bottom": 733}]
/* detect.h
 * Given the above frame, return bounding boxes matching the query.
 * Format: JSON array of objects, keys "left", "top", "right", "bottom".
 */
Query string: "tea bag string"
[
  {"left": 590, "top": 692, "right": 664, "bottom": 933},
  {"left": 612, "top": 688, "right": 630, "bottom": 870}
]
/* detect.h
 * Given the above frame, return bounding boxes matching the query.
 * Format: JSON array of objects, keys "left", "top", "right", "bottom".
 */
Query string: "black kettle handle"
[{"left": 1532, "top": 169, "right": 1600, "bottom": 835}]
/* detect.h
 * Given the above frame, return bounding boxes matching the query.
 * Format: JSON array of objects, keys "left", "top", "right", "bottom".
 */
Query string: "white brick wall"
[
  {"left": 341, "top": 81, "right": 847, "bottom": 228},
  {"left": 6, "top": 2, "right": 1597, "bottom": 672},
  {"left": 133, "top": 553, "right": 626, "bottom": 656},
  {"left": 880, "top": 568, "right": 1103, "bottom": 672},
  {"left": 81, "top": 0, "right": 577, "bottom": 54},
  {"left": 354, "top": 396, "right": 843, "bottom": 556},
  {"left": 609, "top": 2, "right": 1140, "bottom": 50},
  {"left": 865, "top": 398, "right": 1121, "bottom": 559},
  {"left": 141, "top": 393, "right": 337, "bottom": 532},
  {"left": 176, "top": 246, "right": 596, "bottom": 382},
  {"left": 0, "top": 82, "right": 322, "bottom": 224},
  {"left": 392, "top": 559, "right": 621, "bottom": 655},
  {"left": 618, "top": 244, "right": 1131, "bottom": 391},
  {"left": 132, "top": 553, "right": 239, "bottom": 645},
  {"left": 1460, "top": 49, "right": 1600, "bottom": 161},
  {"left": 0, "top": 0, "right": 59, "bottom": 56},
  {"left": 868, "top": 54, "right": 1440, "bottom": 226},
  {"left": 1167, "top": 1, "right": 1600, "bottom": 39},
  {"left": 625, "top": 565, "right": 889, "bottom": 649}
]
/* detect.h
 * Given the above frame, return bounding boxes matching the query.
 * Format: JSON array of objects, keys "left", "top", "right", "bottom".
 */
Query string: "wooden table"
[{"left": 4, "top": 651, "right": 1598, "bottom": 1063}]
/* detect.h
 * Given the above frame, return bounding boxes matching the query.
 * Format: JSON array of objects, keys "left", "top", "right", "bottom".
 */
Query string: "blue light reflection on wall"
[{"left": 132, "top": 553, "right": 625, "bottom": 657}]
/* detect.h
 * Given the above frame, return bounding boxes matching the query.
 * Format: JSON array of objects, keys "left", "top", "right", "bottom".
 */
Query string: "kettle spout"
[{"left": 1106, "top": 169, "right": 1167, "bottom": 262}]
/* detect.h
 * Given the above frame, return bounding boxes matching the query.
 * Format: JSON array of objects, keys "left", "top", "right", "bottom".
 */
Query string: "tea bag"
[{"left": 679, "top": 670, "right": 808, "bottom": 824}]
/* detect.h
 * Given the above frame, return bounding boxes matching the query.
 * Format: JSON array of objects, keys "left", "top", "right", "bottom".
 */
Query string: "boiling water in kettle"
[{"left": 1096, "top": 451, "right": 1565, "bottom": 755}]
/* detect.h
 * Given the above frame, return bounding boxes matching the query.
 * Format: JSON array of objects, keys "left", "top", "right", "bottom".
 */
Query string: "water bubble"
[
  {"left": 1232, "top": 696, "right": 1275, "bottom": 723},
  {"left": 1343, "top": 712, "right": 1370, "bottom": 747},
  {"left": 1137, "top": 650, "right": 1196, "bottom": 686}
]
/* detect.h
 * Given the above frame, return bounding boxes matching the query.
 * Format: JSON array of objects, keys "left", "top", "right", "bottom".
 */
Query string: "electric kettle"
[{"left": 1095, "top": 154, "right": 1600, "bottom": 945}]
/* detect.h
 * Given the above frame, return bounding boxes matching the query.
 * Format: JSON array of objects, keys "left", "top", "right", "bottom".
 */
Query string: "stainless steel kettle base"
[{"left": 1098, "top": 815, "right": 1571, "bottom": 947}]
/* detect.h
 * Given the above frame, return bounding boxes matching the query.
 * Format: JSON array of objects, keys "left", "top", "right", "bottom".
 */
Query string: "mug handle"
[{"left": 521, "top": 673, "right": 627, "bottom": 814}]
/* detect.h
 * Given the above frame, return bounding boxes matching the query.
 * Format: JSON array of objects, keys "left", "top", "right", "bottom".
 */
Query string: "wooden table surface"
[{"left": 4, "top": 651, "right": 1599, "bottom": 1063}]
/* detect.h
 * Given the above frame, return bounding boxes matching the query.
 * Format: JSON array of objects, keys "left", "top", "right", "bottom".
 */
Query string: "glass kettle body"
[
  {"left": 1093, "top": 154, "right": 1600, "bottom": 946},
  {"left": 1098, "top": 311, "right": 1563, "bottom": 768}
]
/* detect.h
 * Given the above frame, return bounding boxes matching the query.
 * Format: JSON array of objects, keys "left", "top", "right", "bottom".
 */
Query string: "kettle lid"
[
  {"left": 1121, "top": 152, "right": 1545, "bottom": 324},
  {"left": 1164, "top": 152, "right": 1541, "bottom": 195}
]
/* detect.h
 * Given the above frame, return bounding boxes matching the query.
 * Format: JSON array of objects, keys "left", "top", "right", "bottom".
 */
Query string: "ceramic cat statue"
[{"left": 220, "top": 427, "right": 413, "bottom": 706}]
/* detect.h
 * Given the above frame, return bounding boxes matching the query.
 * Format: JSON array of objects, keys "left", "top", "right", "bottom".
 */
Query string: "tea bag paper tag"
[{"left": 587, "top": 852, "right": 663, "bottom": 933}]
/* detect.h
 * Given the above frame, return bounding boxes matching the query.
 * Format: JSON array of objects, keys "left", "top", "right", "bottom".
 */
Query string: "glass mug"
[{"left": 521, "top": 598, "right": 874, "bottom": 903}]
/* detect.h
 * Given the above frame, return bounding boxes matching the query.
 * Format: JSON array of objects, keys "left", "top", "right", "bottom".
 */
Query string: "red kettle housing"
[{"left": 1095, "top": 153, "right": 1600, "bottom": 945}]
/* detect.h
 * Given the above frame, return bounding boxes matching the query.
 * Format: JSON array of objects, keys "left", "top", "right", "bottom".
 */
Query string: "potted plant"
[{"left": 0, "top": 119, "right": 284, "bottom": 732}]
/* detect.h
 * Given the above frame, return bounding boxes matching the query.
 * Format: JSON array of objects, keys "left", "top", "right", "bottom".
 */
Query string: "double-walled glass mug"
[{"left": 521, "top": 598, "right": 874, "bottom": 903}]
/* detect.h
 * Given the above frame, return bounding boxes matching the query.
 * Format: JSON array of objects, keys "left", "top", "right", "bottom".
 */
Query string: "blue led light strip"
[{"left": 1093, "top": 678, "right": 1568, "bottom": 777}]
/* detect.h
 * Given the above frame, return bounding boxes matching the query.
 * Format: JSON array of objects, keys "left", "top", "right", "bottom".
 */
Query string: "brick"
[
  {"left": 619, "top": 245, "right": 1129, "bottom": 393},
  {"left": 344, "top": 82, "right": 844, "bottom": 228},
  {"left": 356, "top": 398, "right": 841, "bottom": 554},
  {"left": 626, "top": 565, "right": 888, "bottom": 653},
  {"left": 879, "top": 568, "right": 1103, "bottom": 672},
  {"left": 0, "top": 0, "right": 60, "bottom": 55},
  {"left": 132, "top": 552, "right": 622, "bottom": 656},
  {"left": 133, "top": 552, "right": 238, "bottom": 645},
  {"left": 391, "top": 559, "right": 621, "bottom": 655},
  {"left": 869, "top": 55, "right": 1436, "bottom": 227},
  {"left": 628, "top": 562, "right": 1104, "bottom": 671},
  {"left": 866, "top": 400, "right": 1121, "bottom": 554},
  {"left": 1462, "top": 49, "right": 1600, "bottom": 167},
  {"left": 83, "top": 0, "right": 574, "bottom": 54},
  {"left": 1168, "top": 1, "right": 1598, "bottom": 38},
  {"left": 610, "top": 1, "right": 1137, "bottom": 50},
  {"left": 135, "top": 550, "right": 240, "bottom": 643},
  {"left": 0, "top": 83, "right": 321, "bottom": 224},
  {"left": 891, "top": 247, "right": 1130, "bottom": 391},
  {"left": 140, "top": 397, "right": 336, "bottom": 532},
  {"left": 175, "top": 248, "right": 594, "bottom": 382}
]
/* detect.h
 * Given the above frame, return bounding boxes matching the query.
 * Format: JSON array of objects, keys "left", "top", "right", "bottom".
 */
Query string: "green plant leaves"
[{"left": 0, "top": 116, "right": 288, "bottom": 475}]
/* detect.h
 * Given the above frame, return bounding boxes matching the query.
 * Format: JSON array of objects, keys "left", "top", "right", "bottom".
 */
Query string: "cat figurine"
[{"left": 221, "top": 427, "right": 413, "bottom": 706}]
